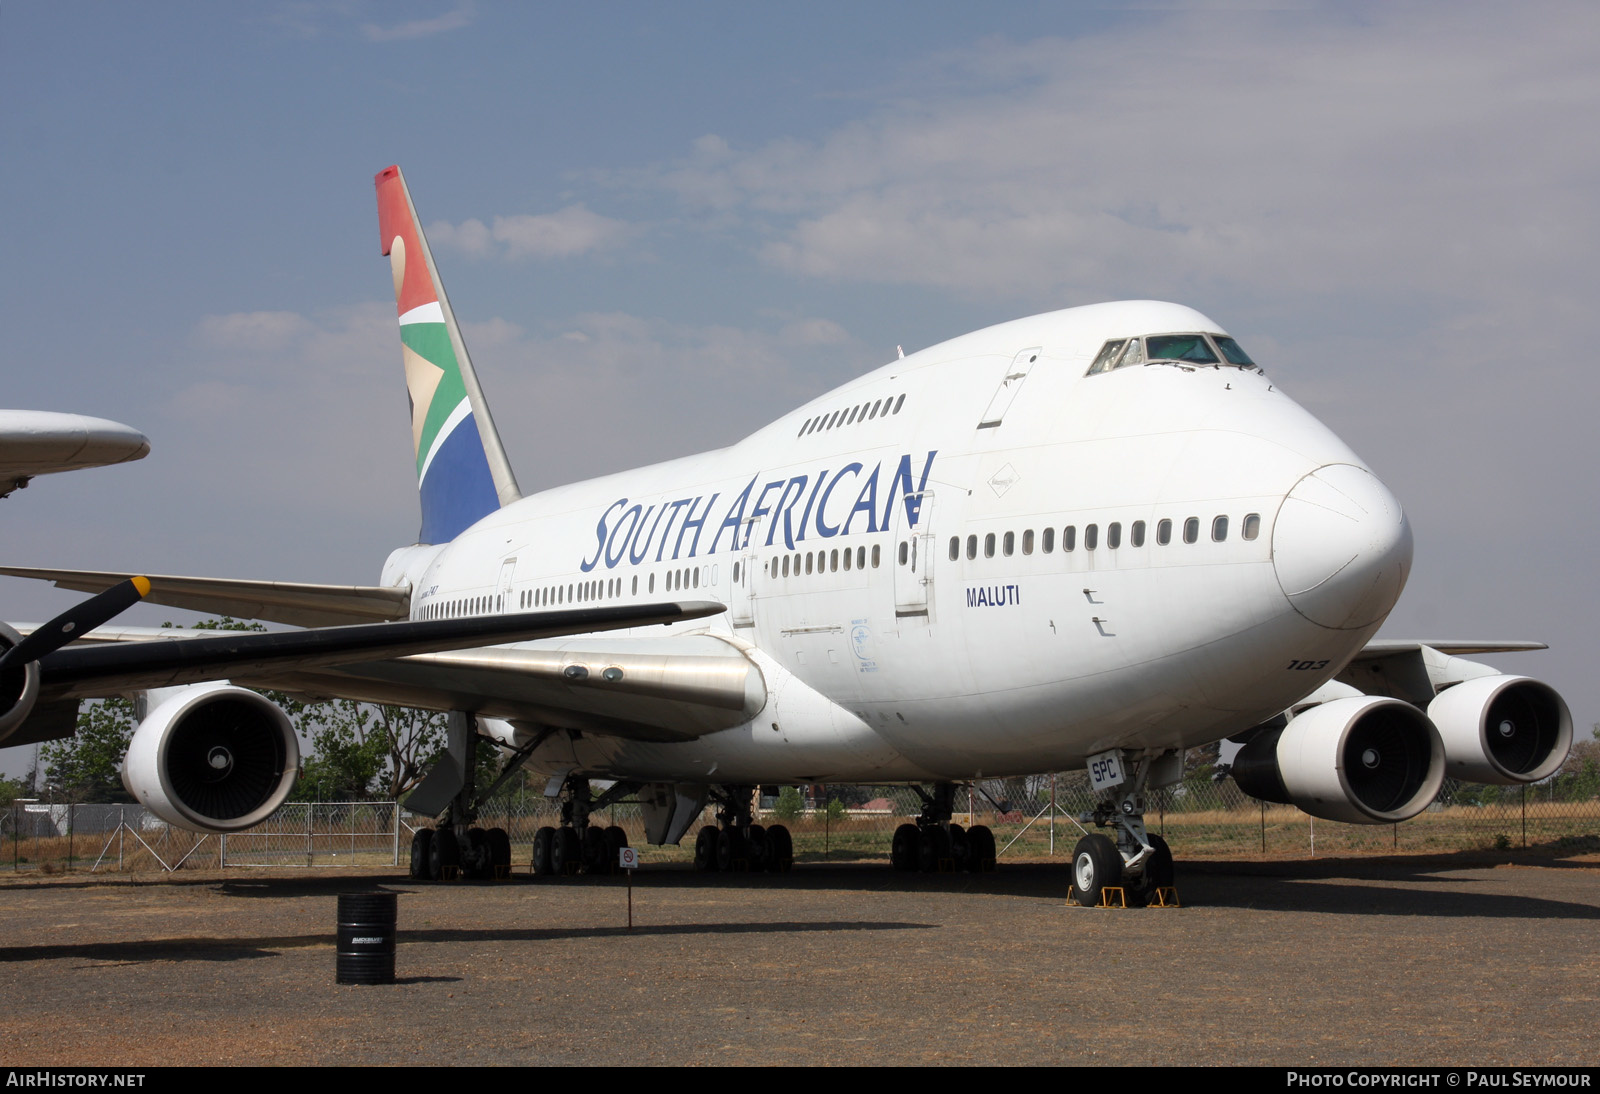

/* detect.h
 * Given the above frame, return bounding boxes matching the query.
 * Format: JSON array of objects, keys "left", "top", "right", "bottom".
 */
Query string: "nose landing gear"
[{"left": 1069, "top": 750, "right": 1180, "bottom": 908}]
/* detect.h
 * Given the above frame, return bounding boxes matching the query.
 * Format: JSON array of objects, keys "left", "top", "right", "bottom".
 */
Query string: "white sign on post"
[{"left": 618, "top": 846, "right": 638, "bottom": 870}]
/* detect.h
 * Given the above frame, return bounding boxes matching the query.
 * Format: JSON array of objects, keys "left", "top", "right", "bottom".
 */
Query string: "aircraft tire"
[
  {"left": 1071, "top": 833, "right": 1121, "bottom": 907},
  {"left": 745, "top": 824, "right": 769, "bottom": 871},
  {"left": 947, "top": 822, "right": 969, "bottom": 870},
  {"left": 466, "top": 827, "right": 490, "bottom": 880},
  {"left": 890, "top": 823, "right": 920, "bottom": 872},
  {"left": 551, "top": 826, "right": 580, "bottom": 876},
  {"left": 487, "top": 827, "right": 512, "bottom": 876},
  {"left": 917, "top": 825, "right": 951, "bottom": 873},
  {"left": 967, "top": 825, "right": 996, "bottom": 873},
  {"left": 716, "top": 826, "right": 746, "bottom": 873},
  {"left": 694, "top": 825, "right": 719, "bottom": 872},
  {"left": 409, "top": 828, "right": 433, "bottom": 881},
  {"left": 432, "top": 827, "right": 461, "bottom": 881},
  {"left": 1125, "top": 834, "right": 1174, "bottom": 907},
  {"left": 766, "top": 824, "right": 793, "bottom": 872},
  {"left": 581, "top": 825, "right": 609, "bottom": 874},
  {"left": 532, "top": 827, "right": 555, "bottom": 876}
]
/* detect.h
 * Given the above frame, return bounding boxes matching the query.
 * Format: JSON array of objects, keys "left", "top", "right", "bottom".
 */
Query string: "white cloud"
[
  {"left": 360, "top": 2, "right": 474, "bottom": 42},
  {"left": 643, "top": 7, "right": 1600, "bottom": 317},
  {"left": 429, "top": 205, "right": 632, "bottom": 260}
]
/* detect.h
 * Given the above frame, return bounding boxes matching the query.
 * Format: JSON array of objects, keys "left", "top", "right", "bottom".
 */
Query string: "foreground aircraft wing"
[
  {"left": 1, "top": 600, "right": 724, "bottom": 747},
  {"left": 0, "top": 565, "right": 408, "bottom": 626}
]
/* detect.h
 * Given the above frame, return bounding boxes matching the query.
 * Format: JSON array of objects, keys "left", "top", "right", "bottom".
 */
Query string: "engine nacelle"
[
  {"left": 0, "top": 622, "right": 41, "bottom": 746},
  {"left": 122, "top": 683, "right": 300, "bottom": 832},
  {"left": 1428, "top": 675, "right": 1571, "bottom": 785},
  {"left": 1233, "top": 695, "right": 1445, "bottom": 824}
]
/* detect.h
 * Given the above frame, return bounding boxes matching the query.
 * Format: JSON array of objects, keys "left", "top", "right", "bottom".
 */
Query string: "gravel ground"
[{"left": 1, "top": 852, "right": 1596, "bottom": 1067}]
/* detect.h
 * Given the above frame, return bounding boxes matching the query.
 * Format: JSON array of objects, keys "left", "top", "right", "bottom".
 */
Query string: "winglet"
[{"left": 375, "top": 166, "right": 521, "bottom": 543}]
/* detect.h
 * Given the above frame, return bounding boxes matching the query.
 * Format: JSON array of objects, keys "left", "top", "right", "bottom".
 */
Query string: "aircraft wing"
[
  {"left": 3, "top": 601, "right": 725, "bottom": 747},
  {"left": 1337, "top": 638, "right": 1548, "bottom": 706},
  {"left": 0, "top": 566, "right": 408, "bottom": 627},
  {"left": 1352, "top": 640, "right": 1548, "bottom": 657},
  {"left": 230, "top": 634, "right": 765, "bottom": 744},
  {"left": 0, "top": 411, "right": 150, "bottom": 497}
]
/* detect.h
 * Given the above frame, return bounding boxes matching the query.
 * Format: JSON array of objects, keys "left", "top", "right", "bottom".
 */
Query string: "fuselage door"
[
  {"left": 732, "top": 516, "right": 760, "bottom": 628},
  {"left": 977, "top": 347, "right": 1042, "bottom": 430},
  {"left": 893, "top": 490, "right": 935, "bottom": 619},
  {"left": 495, "top": 557, "right": 516, "bottom": 613}
]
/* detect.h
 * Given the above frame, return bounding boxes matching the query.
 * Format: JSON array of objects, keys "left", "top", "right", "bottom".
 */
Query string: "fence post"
[
  {"left": 1049, "top": 774, "right": 1056, "bottom": 856},
  {"left": 1521, "top": 784, "right": 1527, "bottom": 849},
  {"left": 118, "top": 806, "right": 125, "bottom": 871},
  {"left": 67, "top": 803, "right": 74, "bottom": 873},
  {"left": 1259, "top": 799, "right": 1266, "bottom": 854}
]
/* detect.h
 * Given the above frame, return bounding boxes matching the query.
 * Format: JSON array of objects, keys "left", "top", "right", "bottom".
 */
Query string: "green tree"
[
  {"left": 39, "top": 698, "right": 136, "bottom": 803},
  {"left": 0, "top": 774, "right": 31, "bottom": 806},
  {"left": 772, "top": 786, "right": 804, "bottom": 821},
  {"left": 291, "top": 699, "right": 449, "bottom": 801}
]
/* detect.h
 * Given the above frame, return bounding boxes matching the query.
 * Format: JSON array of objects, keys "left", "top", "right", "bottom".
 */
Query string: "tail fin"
[{"left": 375, "top": 165, "right": 521, "bottom": 544}]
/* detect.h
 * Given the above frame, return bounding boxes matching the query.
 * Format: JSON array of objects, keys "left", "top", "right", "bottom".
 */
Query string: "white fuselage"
[{"left": 388, "top": 301, "right": 1412, "bottom": 785}]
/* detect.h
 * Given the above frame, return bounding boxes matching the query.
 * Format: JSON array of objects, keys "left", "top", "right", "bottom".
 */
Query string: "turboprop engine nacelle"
[
  {"left": 1428, "top": 675, "right": 1571, "bottom": 785},
  {"left": 0, "top": 622, "right": 41, "bottom": 745},
  {"left": 1233, "top": 695, "right": 1445, "bottom": 825},
  {"left": 122, "top": 682, "right": 300, "bottom": 832}
]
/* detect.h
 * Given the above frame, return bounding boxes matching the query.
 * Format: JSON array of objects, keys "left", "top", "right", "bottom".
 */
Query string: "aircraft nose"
[{"left": 1272, "top": 464, "right": 1412, "bottom": 630}]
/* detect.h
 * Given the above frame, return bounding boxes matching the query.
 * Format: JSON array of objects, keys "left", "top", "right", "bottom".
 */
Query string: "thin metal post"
[
  {"left": 118, "top": 807, "right": 125, "bottom": 870},
  {"left": 1260, "top": 799, "right": 1266, "bottom": 854},
  {"left": 1521, "top": 784, "right": 1527, "bottom": 848},
  {"left": 66, "top": 803, "right": 74, "bottom": 873},
  {"left": 1049, "top": 774, "right": 1056, "bottom": 856}
]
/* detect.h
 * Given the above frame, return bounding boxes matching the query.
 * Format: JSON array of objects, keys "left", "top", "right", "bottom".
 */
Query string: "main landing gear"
[
  {"left": 531, "top": 774, "right": 637, "bottom": 877},
  {"left": 406, "top": 712, "right": 517, "bottom": 883},
  {"left": 691, "top": 785, "right": 794, "bottom": 874},
  {"left": 890, "top": 782, "right": 997, "bottom": 875},
  {"left": 1069, "top": 751, "right": 1178, "bottom": 908}
]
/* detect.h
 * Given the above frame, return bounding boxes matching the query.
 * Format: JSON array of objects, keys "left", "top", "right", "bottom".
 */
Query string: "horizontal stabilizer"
[{"left": 0, "top": 566, "right": 410, "bottom": 627}]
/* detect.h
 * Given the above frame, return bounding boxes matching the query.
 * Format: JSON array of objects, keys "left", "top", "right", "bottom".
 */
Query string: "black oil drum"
[{"left": 336, "top": 892, "right": 397, "bottom": 985}]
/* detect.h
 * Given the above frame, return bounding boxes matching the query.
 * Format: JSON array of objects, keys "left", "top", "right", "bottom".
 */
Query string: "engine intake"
[
  {"left": 1428, "top": 675, "right": 1571, "bottom": 785},
  {"left": 122, "top": 683, "right": 300, "bottom": 832},
  {"left": 1233, "top": 695, "right": 1445, "bottom": 824}
]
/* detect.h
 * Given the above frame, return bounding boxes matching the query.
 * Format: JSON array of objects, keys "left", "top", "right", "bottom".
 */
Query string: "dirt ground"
[{"left": 1, "top": 851, "right": 1596, "bottom": 1067}]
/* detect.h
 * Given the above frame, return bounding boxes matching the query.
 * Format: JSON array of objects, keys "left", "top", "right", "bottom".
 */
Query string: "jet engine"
[
  {"left": 1428, "top": 675, "right": 1571, "bottom": 785},
  {"left": 122, "top": 682, "right": 300, "bottom": 832},
  {"left": 1232, "top": 695, "right": 1445, "bottom": 824}
]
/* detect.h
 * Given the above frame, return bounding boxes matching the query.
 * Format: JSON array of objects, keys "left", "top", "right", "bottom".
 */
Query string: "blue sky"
[{"left": 3, "top": 2, "right": 1597, "bottom": 775}]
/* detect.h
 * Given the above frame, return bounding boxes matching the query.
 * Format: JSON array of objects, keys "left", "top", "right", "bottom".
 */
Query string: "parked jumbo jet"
[{"left": 0, "top": 167, "right": 1571, "bottom": 905}]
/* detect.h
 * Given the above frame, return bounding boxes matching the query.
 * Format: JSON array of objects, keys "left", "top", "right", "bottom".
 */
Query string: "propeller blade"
[{"left": 0, "top": 575, "right": 151, "bottom": 670}]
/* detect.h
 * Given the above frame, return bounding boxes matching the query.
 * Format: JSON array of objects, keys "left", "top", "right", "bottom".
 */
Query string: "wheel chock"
[
  {"left": 494, "top": 864, "right": 511, "bottom": 880},
  {"left": 1066, "top": 884, "right": 1128, "bottom": 908},
  {"left": 1148, "top": 886, "right": 1180, "bottom": 907},
  {"left": 937, "top": 857, "right": 957, "bottom": 873},
  {"left": 440, "top": 865, "right": 461, "bottom": 882}
]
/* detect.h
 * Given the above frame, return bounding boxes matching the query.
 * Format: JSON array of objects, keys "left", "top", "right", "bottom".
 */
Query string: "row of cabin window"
[
  {"left": 947, "top": 512, "right": 1262, "bottom": 561},
  {"left": 763, "top": 543, "right": 882, "bottom": 579},
  {"left": 424, "top": 565, "right": 715, "bottom": 620},
  {"left": 796, "top": 393, "right": 907, "bottom": 438}
]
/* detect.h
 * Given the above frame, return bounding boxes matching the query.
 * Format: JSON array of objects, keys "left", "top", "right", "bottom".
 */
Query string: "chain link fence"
[{"left": 5, "top": 774, "right": 1596, "bottom": 875}]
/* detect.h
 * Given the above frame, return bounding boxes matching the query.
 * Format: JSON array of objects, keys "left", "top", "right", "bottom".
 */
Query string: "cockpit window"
[
  {"left": 1145, "top": 334, "right": 1219, "bottom": 364},
  {"left": 1088, "top": 339, "right": 1127, "bottom": 375},
  {"left": 1087, "top": 332, "right": 1261, "bottom": 376},
  {"left": 1213, "top": 336, "right": 1255, "bottom": 366}
]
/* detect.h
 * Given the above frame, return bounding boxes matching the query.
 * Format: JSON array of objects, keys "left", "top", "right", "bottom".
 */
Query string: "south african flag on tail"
[{"left": 375, "top": 165, "right": 521, "bottom": 544}]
